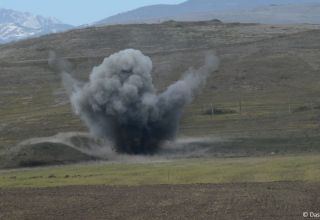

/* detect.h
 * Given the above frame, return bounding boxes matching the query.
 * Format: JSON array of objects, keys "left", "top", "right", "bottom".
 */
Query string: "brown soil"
[{"left": 0, "top": 182, "right": 319, "bottom": 220}]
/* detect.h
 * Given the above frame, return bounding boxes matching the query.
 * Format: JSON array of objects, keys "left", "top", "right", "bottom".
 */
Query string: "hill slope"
[
  {"left": 96, "top": 0, "right": 320, "bottom": 25},
  {"left": 0, "top": 21, "right": 320, "bottom": 155}
]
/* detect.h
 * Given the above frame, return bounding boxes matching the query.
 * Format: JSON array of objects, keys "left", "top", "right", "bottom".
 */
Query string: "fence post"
[
  {"left": 288, "top": 103, "right": 292, "bottom": 114},
  {"left": 211, "top": 103, "right": 214, "bottom": 119},
  {"left": 287, "top": 96, "right": 292, "bottom": 114}
]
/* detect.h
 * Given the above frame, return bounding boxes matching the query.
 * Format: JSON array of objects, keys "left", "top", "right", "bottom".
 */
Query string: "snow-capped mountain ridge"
[{"left": 0, "top": 8, "right": 73, "bottom": 44}]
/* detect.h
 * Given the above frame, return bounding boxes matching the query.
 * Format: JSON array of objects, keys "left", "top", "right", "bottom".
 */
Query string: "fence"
[{"left": 1, "top": 99, "right": 320, "bottom": 139}]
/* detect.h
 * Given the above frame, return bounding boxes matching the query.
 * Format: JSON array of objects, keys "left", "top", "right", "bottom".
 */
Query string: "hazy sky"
[{"left": 0, "top": 0, "right": 185, "bottom": 26}]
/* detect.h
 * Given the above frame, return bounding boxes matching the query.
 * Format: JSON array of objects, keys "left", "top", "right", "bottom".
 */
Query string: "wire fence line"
[
  {"left": 1, "top": 100, "right": 320, "bottom": 117},
  {"left": 184, "top": 101, "right": 320, "bottom": 116},
  {"left": 1, "top": 102, "right": 319, "bottom": 140}
]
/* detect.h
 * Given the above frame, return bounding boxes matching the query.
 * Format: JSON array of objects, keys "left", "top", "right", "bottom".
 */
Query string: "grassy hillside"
[
  {"left": 1, "top": 155, "right": 320, "bottom": 188},
  {"left": 1, "top": 21, "right": 320, "bottom": 153}
]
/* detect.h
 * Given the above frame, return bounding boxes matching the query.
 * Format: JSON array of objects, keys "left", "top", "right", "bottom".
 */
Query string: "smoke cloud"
[{"left": 49, "top": 49, "right": 219, "bottom": 155}]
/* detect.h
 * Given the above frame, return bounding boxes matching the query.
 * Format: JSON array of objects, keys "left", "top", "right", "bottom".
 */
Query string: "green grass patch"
[{"left": 1, "top": 155, "right": 320, "bottom": 188}]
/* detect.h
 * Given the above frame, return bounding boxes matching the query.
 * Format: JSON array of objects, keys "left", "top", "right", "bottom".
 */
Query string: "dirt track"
[{"left": 0, "top": 182, "right": 319, "bottom": 220}]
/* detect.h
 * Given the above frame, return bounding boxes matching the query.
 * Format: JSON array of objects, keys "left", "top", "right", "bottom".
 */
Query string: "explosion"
[{"left": 49, "top": 49, "right": 219, "bottom": 154}]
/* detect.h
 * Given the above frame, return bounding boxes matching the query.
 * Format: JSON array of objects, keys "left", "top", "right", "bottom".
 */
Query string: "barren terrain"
[{"left": 1, "top": 182, "right": 319, "bottom": 220}]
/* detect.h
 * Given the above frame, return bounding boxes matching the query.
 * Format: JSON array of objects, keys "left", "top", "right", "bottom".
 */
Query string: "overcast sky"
[{"left": 0, "top": 0, "right": 185, "bottom": 26}]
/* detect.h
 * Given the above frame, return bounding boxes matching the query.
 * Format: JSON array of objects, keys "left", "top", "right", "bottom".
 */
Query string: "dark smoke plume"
[{"left": 49, "top": 49, "right": 219, "bottom": 154}]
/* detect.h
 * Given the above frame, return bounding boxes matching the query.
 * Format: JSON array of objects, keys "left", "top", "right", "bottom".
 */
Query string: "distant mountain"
[
  {"left": 216, "top": 3, "right": 320, "bottom": 24},
  {"left": 96, "top": 0, "right": 320, "bottom": 25},
  {"left": 0, "top": 8, "right": 73, "bottom": 44}
]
